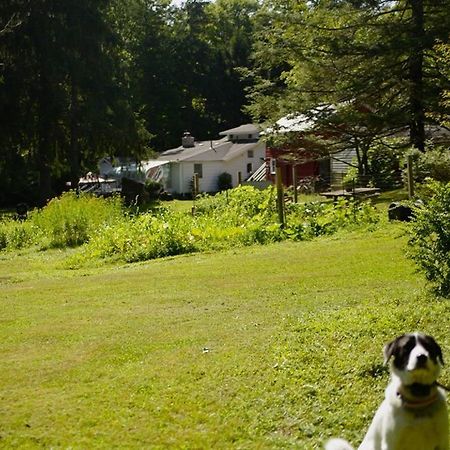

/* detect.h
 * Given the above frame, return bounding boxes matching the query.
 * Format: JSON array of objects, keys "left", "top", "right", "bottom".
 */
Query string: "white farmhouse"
[{"left": 157, "top": 124, "right": 266, "bottom": 195}]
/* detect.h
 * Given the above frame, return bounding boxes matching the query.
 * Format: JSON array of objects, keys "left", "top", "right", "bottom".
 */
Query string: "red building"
[
  {"left": 265, "top": 144, "right": 330, "bottom": 191},
  {"left": 263, "top": 113, "right": 333, "bottom": 190}
]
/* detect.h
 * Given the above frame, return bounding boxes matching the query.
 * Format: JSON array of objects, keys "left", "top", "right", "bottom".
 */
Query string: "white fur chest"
[
  {"left": 374, "top": 391, "right": 449, "bottom": 450},
  {"left": 383, "top": 404, "right": 448, "bottom": 450}
]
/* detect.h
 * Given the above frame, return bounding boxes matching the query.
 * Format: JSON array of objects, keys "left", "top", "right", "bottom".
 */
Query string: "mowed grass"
[{"left": 1, "top": 224, "right": 450, "bottom": 449}]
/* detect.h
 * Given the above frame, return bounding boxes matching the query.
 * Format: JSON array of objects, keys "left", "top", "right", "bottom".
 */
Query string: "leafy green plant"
[
  {"left": 406, "top": 180, "right": 450, "bottom": 296},
  {"left": 368, "top": 141, "right": 403, "bottom": 190},
  {"left": 0, "top": 219, "right": 40, "bottom": 250},
  {"left": 342, "top": 166, "right": 359, "bottom": 190},
  {"left": 32, "top": 191, "right": 123, "bottom": 248},
  {"left": 145, "top": 179, "right": 163, "bottom": 200},
  {"left": 217, "top": 172, "right": 232, "bottom": 191},
  {"left": 68, "top": 185, "right": 379, "bottom": 265},
  {"left": 70, "top": 210, "right": 197, "bottom": 264},
  {"left": 405, "top": 145, "right": 450, "bottom": 184},
  {"left": 284, "top": 198, "right": 379, "bottom": 240}
]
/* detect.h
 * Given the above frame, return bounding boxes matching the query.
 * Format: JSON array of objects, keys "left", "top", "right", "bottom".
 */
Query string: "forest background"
[{"left": 0, "top": 0, "right": 449, "bottom": 206}]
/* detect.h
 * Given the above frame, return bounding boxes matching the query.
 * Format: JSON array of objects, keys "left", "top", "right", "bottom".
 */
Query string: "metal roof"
[
  {"left": 158, "top": 138, "right": 261, "bottom": 163},
  {"left": 219, "top": 124, "right": 260, "bottom": 136}
]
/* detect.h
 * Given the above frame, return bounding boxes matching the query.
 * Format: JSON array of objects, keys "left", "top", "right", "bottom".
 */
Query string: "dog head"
[{"left": 384, "top": 333, "right": 444, "bottom": 386}]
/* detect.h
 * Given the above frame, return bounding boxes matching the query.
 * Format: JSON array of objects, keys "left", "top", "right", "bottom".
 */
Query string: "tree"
[{"left": 247, "top": 0, "right": 450, "bottom": 157}]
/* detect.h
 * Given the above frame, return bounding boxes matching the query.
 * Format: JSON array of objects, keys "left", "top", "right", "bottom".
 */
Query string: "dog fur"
[{"left": 325, "top": 333, "right": 448, "bottom": 450}]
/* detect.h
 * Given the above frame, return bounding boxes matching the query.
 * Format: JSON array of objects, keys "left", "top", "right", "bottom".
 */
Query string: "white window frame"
[{"left": 194, "top": 163, "right": 203, "bottom": 178}]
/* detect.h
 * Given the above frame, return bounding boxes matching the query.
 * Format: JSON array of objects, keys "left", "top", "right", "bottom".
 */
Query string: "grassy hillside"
[{"left": 1, "top": 224, "right": 449, "bottom": 449}]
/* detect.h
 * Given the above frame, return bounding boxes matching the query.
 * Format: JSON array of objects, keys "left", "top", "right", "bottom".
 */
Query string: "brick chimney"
[{"left": 182, "top": 131, "right": 195, "bottom": 148}]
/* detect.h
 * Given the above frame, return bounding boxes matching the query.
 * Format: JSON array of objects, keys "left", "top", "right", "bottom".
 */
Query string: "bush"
[
  {"left": 32, "top": 192, "right": 123, "bottom": 248},
  {"left": 406, "top": 180, "right": 450, "bottom": 296},
  {"left": 284, "top": 198, "right": 379, "bottom": 240},
  {"left": 217, "top": 172, "right": 232, "bottom": 192},
  {"left": 69, "top": 210, "right": 197, "bottom": 264},
  {"left": 145, "top": 180, "right": 163, "bottom": 200},
  {"left": 405, "top": 146, "right": 450, "bottom": 184},
  {"left": 0, "top": 219, "right": 40, "bottom": 250},
  {"left": 70, "top": 186, "right": 379, "bottom": 265},
  {"left": 368, "top": 141, "right": 403, "bottom": 190}
]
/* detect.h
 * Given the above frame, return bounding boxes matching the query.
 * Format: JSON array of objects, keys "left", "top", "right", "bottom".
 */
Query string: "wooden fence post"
[
  {"left": 276, "top": 166, "right": 285, "bottom": 228},
  {"left": 407, "top": 154, "right": 414, "bottom": 199},
  {"left": 292, "top": 165, "right": 298, "bottom": 203},
  {"left": 192, "top": 173, "right": 199, "bottom": 197},
  {"left": 192, "top": 173, "right": 199, "bottom": 215}
]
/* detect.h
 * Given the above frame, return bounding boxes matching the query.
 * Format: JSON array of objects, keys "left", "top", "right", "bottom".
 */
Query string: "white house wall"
[
  {"left": 330, "top": 148, "right": 357, "bottom": 187},
  {"left": 169, "top": 141, "right": 266, "bottom": 194}
]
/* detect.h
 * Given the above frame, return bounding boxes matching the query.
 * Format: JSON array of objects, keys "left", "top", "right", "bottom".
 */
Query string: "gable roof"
[
  {"left": 219, "top": 124, "right": 260, "bottom": 136},
  {"left": 158, "top": 137, "right": 261, "bottom": 163}
]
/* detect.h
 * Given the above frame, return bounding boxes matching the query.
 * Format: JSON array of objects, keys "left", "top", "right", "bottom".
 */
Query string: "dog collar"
[{"left": 397, "top": 389, "right": 439, "bottom": 409}]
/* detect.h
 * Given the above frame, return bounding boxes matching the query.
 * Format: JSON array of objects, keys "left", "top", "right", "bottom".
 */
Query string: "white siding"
[
  {"left": 330, "top": 148, "right": 357, "bottom": 187},
  {"left": 167, "top": 141, "right": 266, "bottom": 194}
]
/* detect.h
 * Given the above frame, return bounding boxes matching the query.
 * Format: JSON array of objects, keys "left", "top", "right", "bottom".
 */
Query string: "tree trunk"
[
  {"left": 69, "top": 75, "right": 80, "bottom": 190},
  {"left": 37, "top": 74, "right": 53, "bottom": 206},
  {"left": 408, "top": 0, "right": 425, "bottom": 151}
]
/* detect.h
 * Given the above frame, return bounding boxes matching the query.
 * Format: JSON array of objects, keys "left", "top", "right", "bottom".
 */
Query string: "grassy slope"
[{"left": 1, "top": 224, "right": 449, "bottom": 449}]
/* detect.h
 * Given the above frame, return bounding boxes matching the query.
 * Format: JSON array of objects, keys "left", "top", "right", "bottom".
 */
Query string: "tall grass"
[
  {"left": 67, "top": 186, "right": 379, "bottom": 266},
  {"left": 0, "top": 192, "right": 123, "bottom": 251},
  {"left": 32, "top": 192, "right": 124, "bottom": 248},
  {"left": 0, "top": 187, "right": 380, "bottom": 265},
  {"left": 0, "top": 219, "right": 41, "bottom": 250}
]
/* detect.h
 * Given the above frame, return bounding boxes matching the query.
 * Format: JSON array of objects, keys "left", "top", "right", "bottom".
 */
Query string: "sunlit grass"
[{"left": 1, "top": 223, "right": 449, "bottom": 448}]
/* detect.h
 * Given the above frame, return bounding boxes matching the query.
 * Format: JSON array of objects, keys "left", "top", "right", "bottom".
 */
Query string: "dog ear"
[
  {"left": 383, "top": 339, "right": 398, "bottom": 365},
  {"left": 423, "top": 335, "right": 445, "bottom": 366}
]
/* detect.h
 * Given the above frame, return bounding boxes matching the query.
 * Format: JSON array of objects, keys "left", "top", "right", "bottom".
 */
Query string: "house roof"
[
  {"left": 264, "top": 105, "right": 337, "bottom": 135},
  {"left": 158, "top": 137, "right": 261, "bottom": 163},
  {"left": 219, "top": 124, "right": 260, "bottom": 136}
]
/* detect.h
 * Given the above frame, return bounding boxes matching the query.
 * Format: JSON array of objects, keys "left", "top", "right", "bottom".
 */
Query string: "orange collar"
[{"left": 397, "top": 391, "right": 439, "bottom": 409}]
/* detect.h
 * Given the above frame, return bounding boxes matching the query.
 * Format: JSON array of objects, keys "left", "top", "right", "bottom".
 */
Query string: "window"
[
  {"left": 270, "top": 158, "right": 276, "bottom": 175},
  {"left": 247, "top": 163, "right": 253, "bottom": 174},
  {"left": 194, "top": 163, "right": 203, "bottom": 178},
  {"left": 247, "top": 150, "right": 254, "bottom": 158}
]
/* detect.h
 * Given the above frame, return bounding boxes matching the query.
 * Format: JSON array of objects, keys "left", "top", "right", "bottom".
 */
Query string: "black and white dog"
[{"left": 326, "top": 333, "right": 448, "bottom": 450}]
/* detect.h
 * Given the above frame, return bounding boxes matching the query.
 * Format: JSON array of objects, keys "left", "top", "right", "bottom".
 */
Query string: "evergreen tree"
[
  {"left": 247, "top": 0, "right": 450, "bottom": 153},
  {"left": 0, "top": 0, "right": 149, "bottom": 204}
]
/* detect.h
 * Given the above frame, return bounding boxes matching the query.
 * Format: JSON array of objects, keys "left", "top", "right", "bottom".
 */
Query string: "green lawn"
[{"left": 1, "top": 223, "right": 449, "bottom": 448}]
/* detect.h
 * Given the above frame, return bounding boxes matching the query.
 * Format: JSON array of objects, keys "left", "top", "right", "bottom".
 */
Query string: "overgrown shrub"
[
  {"left": 217, "top": 172, "right": 232, "bottom": 191},
  {"left": 32, "top": 191, "right": 123, "bottom": 248},
  {"left": 69, "top": 210, "right": 197, "bottom": 264},
  {"left": 145, "top": 180, "right": 163, "bottom": 200},
  {"left": 0, "top": 220, "right": 40, "bottom": 250},
  {"left": 368, "top": 142, "right": 403, "bottom": 190},
  {"left": 1, "top": 185, "right": 381, "bottom": 265},
  {"left": 406, "top": 180, "right": 450, "bottom": 296},
  {"left": 69, "top": 186, "right": 379, "bottom": 265},
  {"left": 284, "top": 198, "right": 379, "bottom": 240},
  {"left": 195, "top": 185, "right": 277, "bottom": 223},
  {"left": 405, "top": 146, "right": 450, "bottom": 184}
]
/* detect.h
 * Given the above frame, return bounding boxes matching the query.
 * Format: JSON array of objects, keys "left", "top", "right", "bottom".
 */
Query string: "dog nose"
[{"left": 417, "top": 354, "right": 428, "bottom": 366}]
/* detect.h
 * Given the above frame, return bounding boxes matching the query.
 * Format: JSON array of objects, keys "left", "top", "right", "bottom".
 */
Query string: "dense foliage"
[
  {"left": 407, "top": 181, "right": 450, "bottom": 296},
  {"left": 406, "top": 146, "right": 450, "bottom": 184},
  {"left": 247, "top": 0, "right": 450, "bottom": 167},
  {"left": 0, "top": 192, "right": 123, "bottom": 250},
  {"left": 1, "top": 0, "right": 448, "bottom": 206},
  {"left": 0, "top": 0, "right": 258, "bottom": 206},
  {"left": 0, "top": 187, "right": 379, "bottom": 264}
]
